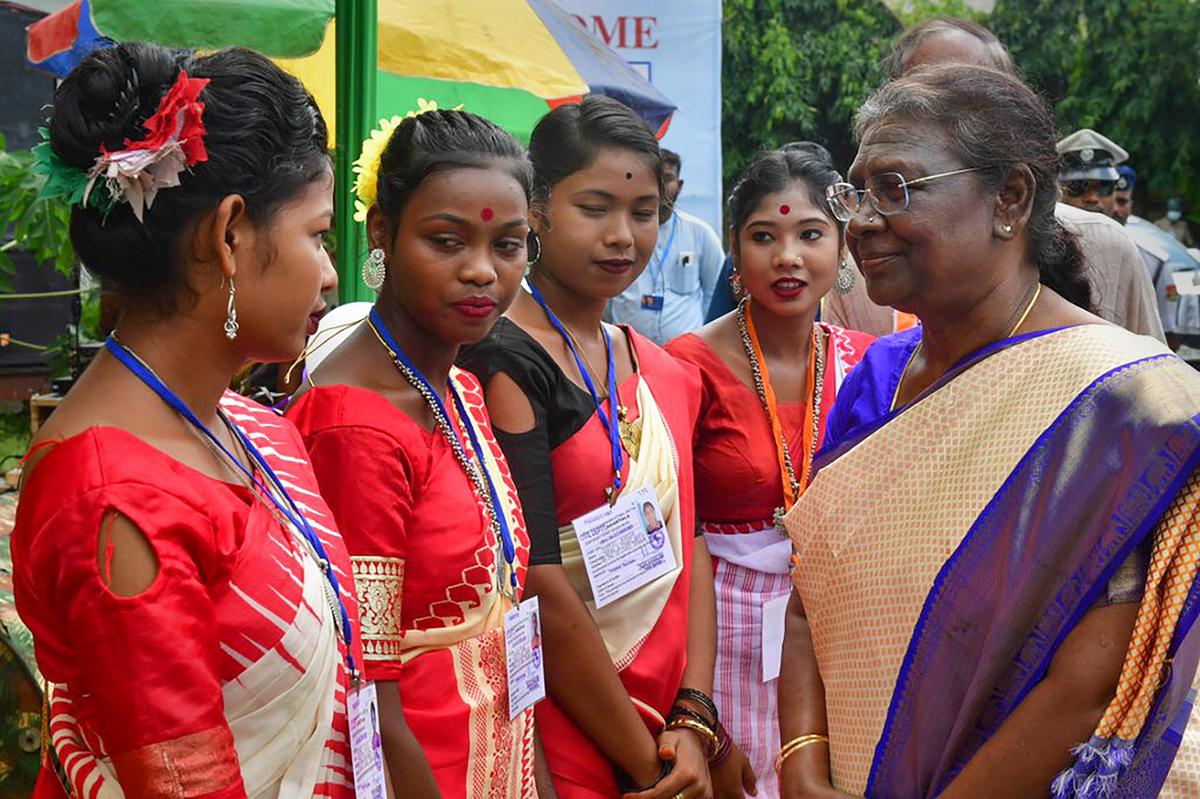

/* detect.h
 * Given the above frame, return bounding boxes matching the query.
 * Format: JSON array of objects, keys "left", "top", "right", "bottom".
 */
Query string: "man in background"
[
  {"left": 1108, "top": 165, "right": 1179, "bottom": 349},
  {"left": 1158, "top": 198, "right": 1196, "bottom": 247},
  {"left": 608, "top": 149, "right": 725, "bottom": 345},
  {"left": 1113, "top": 164, "right": 1134, "bottom": 226}
]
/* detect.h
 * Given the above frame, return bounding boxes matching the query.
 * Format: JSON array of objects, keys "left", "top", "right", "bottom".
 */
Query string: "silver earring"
[
  {"left": 224, "top": 279, "right": 239, "bottom": 340},
  {"left": 834, "top": 259, "right": 857, "bottom": 295},
  {"left": 362, "top": 247, "right": 386, "bottom": 291},
  {"left": 527, "top": 231, "right": 542, "bottom": 265},
  {"left": 1002, "top": 223, "right": 1013, "bottom": 234}
]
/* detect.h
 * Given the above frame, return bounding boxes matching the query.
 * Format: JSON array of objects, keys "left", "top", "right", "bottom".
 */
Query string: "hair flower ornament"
[
  {"left": 351, "top": 98, "right": 463, "bottom": 223},
  {"left": 34, "top": 69, "right": 210, "bottom": 221}
]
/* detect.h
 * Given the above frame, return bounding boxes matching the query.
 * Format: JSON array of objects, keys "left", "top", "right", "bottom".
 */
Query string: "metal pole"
[{"left": 334, "top": 0, "right": 378, "bottom": 304}]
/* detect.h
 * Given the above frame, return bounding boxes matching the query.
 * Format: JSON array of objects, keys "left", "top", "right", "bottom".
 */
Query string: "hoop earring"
[
  {"left": 834, "top": 258, "right": 857, "bottom": 295},
  {"left": 527, "top": 231, "right": 542, "bottom": 265},
  {"left": 362, "top": 247, "right": 386, "bottom": 291}
]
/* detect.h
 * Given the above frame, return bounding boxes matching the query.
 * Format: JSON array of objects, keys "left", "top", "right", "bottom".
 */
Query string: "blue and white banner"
[{"left": 558, "top": 0, "right": 724, "bottom": 236}]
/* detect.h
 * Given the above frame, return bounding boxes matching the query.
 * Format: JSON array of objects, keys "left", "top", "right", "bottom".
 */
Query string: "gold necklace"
[
  {"left": 561, "top": 323, "right": 608, "bottom": 399},
  {"left": 890, "top": 282, "right": 1042, "bottom": 411},
  {"left": 561, "top": 322, "right": 641, "bottom": 455}
]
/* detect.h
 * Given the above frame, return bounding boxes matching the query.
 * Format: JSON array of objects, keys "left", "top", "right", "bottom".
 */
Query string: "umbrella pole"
[{"left": 334, "top": 0, "right": 378, "bottom": 305}]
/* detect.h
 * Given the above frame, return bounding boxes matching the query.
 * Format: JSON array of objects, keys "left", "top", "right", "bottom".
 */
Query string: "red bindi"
[
  {"left": 779, "top": 204, "right": 791, "bottom": 215},
  {"left": 481, "top": 207, "right": 494, "bottom": 221}
]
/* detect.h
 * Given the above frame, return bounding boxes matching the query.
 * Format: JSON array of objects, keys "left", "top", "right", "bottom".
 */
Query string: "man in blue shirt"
[{"left": 608, "top": 149, "right": 725, "bottom": 344}]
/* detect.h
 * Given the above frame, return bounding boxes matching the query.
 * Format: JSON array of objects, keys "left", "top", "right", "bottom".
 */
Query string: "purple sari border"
[
  {"left": 863, "top": 351, "right": 1200, "bottom": 798},
  {"left": 1007, "top": 413, "right": 1200, "bottom": 715},
  {"left": 814, "top": 325, "right": 1077, "bottom": 472}
]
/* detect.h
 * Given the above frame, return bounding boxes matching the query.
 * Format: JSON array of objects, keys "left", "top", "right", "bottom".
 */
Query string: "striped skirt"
[{"left": 712, "top": 554, "right": 792, "bottom": 799}]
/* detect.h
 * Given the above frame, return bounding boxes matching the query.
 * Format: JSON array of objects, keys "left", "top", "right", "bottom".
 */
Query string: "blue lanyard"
[
  {"left": 526, "top": 280, "right": 624, "bottom": 496},
  {"left": 647, "top": 214, "right": 679, "bottom": 293},
  {"left": 367, "top": 308, "right": 519, "bottom": 597},
  {"left": 104, "top": 336, "right": 358, "bottom": 680}
]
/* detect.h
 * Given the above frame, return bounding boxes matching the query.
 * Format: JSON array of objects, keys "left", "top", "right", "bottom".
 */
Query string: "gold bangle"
[
  {"left": 773, "top": 734, "right": 830, "bottom": 773},
  {"left": 664, "top": 717, "right": 719, "bottom": 759}
]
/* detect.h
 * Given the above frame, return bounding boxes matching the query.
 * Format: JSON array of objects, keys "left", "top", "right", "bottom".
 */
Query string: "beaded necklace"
[{"left": 735, "top": 297, "right": 825, "bottom": 533}]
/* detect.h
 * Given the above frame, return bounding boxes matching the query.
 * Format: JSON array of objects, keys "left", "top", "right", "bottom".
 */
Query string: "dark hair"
[
  {"left": 885, "top": 18, "right": 1018, "bottom": 79},
  {"left": 374, "top": 109, "right": 533, "bottom": 227},
  {"left": 528, "top": 94, "right": 667, "bottom": 223},
  {"left": 48, "top": 42, "right": 330, "bottom": 312},
  {"left": 726, "top": 142, "right": 843, "bottom": 248},
  {"left": 662, "top": 148, "right": 682, "bottom": 173},
  {"left": 855, "top": 65, "right": 1091, "bottom": 311}
]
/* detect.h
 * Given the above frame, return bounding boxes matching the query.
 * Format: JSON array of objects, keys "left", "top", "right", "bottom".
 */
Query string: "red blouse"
[
  {"left": 665, "top": 324, "right": 875, "bottom": 529},
  {"left": 287, "top": 374, "right": 535, "bottom": 798},
  {"left": 14, "top": 392, "right": 361, "bottom": 799}
]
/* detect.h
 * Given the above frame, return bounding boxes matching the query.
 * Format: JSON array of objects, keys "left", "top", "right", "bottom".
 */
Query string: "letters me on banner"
[{"left": 559, "top": 1, "right": 723, "bottom": 234}]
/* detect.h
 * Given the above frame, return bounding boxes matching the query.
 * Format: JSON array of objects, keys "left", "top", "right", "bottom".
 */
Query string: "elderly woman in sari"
[{"left": 777, "top": 65, "right": 1200, "bottom": 799}]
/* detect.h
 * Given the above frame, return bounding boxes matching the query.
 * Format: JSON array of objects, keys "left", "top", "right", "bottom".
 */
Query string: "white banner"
[{"left": 559, "top": 1, "right": 724, "bottom": 235}]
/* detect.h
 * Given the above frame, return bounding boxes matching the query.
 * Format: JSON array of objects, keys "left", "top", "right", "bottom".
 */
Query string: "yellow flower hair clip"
[{"left": 351, "top": 99, "right": 464, "bottom": 223}]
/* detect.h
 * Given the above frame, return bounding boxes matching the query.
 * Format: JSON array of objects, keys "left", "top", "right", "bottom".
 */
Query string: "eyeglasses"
[
  {"left": 825, "top": 167, "right": 986, "bottom": 223},
  {"left": 1060, "top": 179, "right": 1116, "bottom": 198}
]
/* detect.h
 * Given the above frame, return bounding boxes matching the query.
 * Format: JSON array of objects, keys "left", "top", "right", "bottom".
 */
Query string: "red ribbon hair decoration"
[{"left": 83, "top": 70, "right": 211, "bottom": 221}]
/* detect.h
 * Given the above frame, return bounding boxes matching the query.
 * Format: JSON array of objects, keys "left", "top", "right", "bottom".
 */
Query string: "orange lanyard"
[{"left": 741, "top": 301, "right": 821, "bottom": 511}]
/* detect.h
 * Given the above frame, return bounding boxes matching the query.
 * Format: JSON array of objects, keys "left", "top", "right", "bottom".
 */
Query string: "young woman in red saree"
[
  {"left": 13, "top": 43, "right": 362, "bottom": 797},
  {"left": 287, "top": 110, "right": 540, "bottom": 798},
  {"left": 458, "top": 95, "right": 719, "bottom": 799},
  {"left": 664, "top": 144, "right": 874, "bottom": 798}
]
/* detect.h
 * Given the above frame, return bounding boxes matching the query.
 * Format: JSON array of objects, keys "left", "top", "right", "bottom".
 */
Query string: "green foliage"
[
  {"left": 723, "top": 0, "right": 1200, "bottom": 222},
  {"left": 990, "top": 0, "right": 1200, "bottom": 214},
  {"left": 896, "top": 0, "right": 984, "bottom": 26},
  {"left": 0, "top": 132, "right": 77, "bottom": 288},
  {"left": 0, "top": 409, "right": 30, "bottom": 468},
  {"left": 722, "top": 0, "right": 901, "bottom": 200}
]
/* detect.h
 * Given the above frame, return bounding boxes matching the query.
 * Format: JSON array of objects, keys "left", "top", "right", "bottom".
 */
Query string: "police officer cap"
[
  {"left": 1057, "top": 128, "right": 1128, "bottom": 182},
  {"left": 1116, "top": 165, "right": 1136, "bottom": 192}
]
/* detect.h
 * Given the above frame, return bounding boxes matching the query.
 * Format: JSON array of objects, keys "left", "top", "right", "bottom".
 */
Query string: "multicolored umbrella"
[
  {"left": 27, "top": 0, "right": 675, "bottom": 143},
  {"left": 25, "top": 0, "right": 675, "bottom": 301}
]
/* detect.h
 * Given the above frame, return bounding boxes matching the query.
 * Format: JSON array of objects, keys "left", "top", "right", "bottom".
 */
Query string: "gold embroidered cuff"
[
  {"left": 111, "top": 725, "right": 241, "bottom": 797},
  {"left": 352, "top": 555, "right": 405, "bottom": 661}
]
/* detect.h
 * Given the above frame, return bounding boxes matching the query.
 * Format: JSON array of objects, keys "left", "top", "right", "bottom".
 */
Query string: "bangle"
[
  {"left": 773, "top": 734, "right": 830, "bottom": 773},
  {"left": 709, "top": 722, "right": 733, "bottom": 767},
  {"left": 617, "top": 759, "right": 672, "bottom": 793},
  {"left": 664, "top": 717, "right": 719, "bottom": 759},
  {"left": 675, "top": 688, "right": 719, "bottom": 725},
  {"left": 667, "top": 705, "right": 714, "bottom": 730}
]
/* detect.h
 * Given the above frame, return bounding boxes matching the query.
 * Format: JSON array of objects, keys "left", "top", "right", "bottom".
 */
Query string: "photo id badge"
[
  {"left": 347, "top": 682, "right": 388, "bottom": 798},
  {"left": 504, "top": 596, "right": 547, "bottom": 719},
  {"left": 641, "top": 294, "right": 664, "bottom": 311},
  {"left": 571, "top": 486, "right": 676, "bottom": 608}
]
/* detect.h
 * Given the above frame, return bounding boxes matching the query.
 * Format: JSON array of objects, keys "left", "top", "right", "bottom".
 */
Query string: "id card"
[
  {"left": 347, "top": 682, "right": 388, "bottom": 798},
  {"left": 641, "top": 294, "right": 664, "bottom": 311},
  {"left": 504, "top": 596, "right": 547, "bottom": 719},
  {"left": 761, "top": 593, "right": 791, "bottom": 683},
  {"left": 572, "top": 486, "right": 676, "bottom": 608}
]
